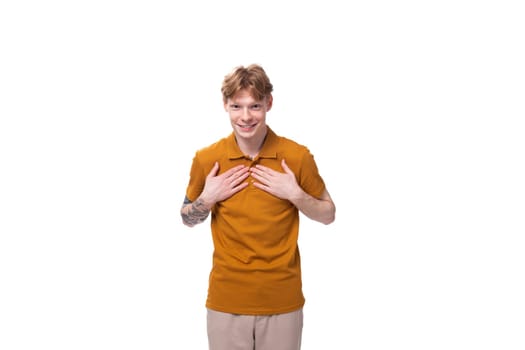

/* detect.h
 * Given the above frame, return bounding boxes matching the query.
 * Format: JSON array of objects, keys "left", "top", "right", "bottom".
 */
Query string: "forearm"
[
  {"left": 289, "top": 189, "right": 336, "bottom": 225},
  {"left": 181, "top": 197, "right": 213, "bottom": 227}
]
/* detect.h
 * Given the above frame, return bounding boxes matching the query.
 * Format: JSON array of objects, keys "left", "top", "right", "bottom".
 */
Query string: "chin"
[{"left": 235, "top": 130, "right": 255, "bottom": 140}]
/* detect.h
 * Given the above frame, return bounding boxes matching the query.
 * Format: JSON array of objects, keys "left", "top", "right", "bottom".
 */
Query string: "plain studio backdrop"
[{"left": 1, "top": 1, "right": 524, "bottom": 349}]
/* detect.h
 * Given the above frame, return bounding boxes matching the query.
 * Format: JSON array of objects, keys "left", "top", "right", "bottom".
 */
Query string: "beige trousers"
[{"left": 207, "top": 308, "right": 303, "bottom": 350}]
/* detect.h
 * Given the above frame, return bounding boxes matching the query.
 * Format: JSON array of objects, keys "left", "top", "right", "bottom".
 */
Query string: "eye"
[
  {"left": 230, "top": 104, "right": 240, "bottom": 110},
  {"left": 251, "top": 104, "right": 262, "bottom": 110}
]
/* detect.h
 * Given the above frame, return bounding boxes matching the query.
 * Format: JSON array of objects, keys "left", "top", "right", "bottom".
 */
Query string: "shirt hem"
[{"left": 205, "top": 301, "right": 305, "bottom": 316}]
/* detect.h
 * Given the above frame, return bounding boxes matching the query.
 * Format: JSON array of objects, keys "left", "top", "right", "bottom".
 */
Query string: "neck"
[{"left": 236, "top": 127, "right": 268, "bottom": 158}]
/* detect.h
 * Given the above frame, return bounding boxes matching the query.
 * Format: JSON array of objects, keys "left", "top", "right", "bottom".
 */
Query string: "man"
[{"left": 181, "top": 64, "right": 336, "bottom": 350}]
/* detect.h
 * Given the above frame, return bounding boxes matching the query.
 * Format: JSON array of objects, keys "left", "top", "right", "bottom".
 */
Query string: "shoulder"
[
  {"left": 272, "top": 133, "right": 320, "bottom": 175},
  {"left": 194, "top": 135, "right": 231, "bottom": 161},
  {"left": 277, "top": 135, "right": 309, "bottom": 152},
  {"left": 275, "top": 134, "right": 313, "bottom": 159}
]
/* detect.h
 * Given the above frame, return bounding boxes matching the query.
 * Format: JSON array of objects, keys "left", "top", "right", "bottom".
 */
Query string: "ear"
[
  {"left": 266, "top": 94, "right": 273, "bottom": 111},
  {"left": 223, "top": 99, "right": 229, "bottom": 112}
]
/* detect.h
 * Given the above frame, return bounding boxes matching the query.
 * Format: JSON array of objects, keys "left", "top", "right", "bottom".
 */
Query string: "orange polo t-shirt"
[{"left": 185, "top": 127, "right": 326, "bottom": 315}]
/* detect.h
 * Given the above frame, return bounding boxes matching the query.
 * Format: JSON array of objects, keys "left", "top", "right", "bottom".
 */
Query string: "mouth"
[{"left": 237, "top": 123, "right": 257, "bottom": 131}]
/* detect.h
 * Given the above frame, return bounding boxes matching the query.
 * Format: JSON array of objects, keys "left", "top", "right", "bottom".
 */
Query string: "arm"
[
  {"left": 289, "top": 188, "right": 335, "bottom": 225},
  {"left": 180, "top": 196, "right": 213, "bottom": 228},
  {"left": 250, "top": 159, "right": 336, "bottom": 225},
  {"left": 181, "top": 162, "right": 250, "bottom": 227}
]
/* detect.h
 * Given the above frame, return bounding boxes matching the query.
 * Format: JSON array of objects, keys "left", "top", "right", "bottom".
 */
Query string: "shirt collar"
[{"left": 226, "top": 126, "right": 279, "bottom": 160}]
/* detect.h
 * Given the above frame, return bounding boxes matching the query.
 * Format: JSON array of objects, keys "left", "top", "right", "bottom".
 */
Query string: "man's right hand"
[{"left": 200, "top": 162, "right": 250, "bottom": 205}]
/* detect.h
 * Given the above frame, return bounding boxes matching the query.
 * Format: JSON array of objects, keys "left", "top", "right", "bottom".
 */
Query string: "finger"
[
  {"left": 281, "top": 159, "right": 293, "bottom": 174},
  {"left": 228, "top": 167, "right": 249, "bottom": 182},
  {"left": 224, "top": 165, "right": 248, "bottom": 178},
  {"left": 230, "top": 171, "right": 251, "bottom": 186},
  {"left": 249, "top": 167, "right": 267, "bottom": 180},
  {"left": 253, "top": 164, "right": 276, "bottom": 176},
  {"left": 235, "top": 180, "right": 250, "bottom": 190},
  {"left": 230, "top": 181, "right": 249, "bottom": 195},
  {"left": 252, "top": 181, "right": 272, "bottom": 194},
  {"left": 250, "top": 172, "right": 269, "bottom": 185},
  {"left": 207, "top": 162, "right": 219, "bottom": 178},
  {"left": 249, "top": 166, "right": 263, "bottom": 176}
]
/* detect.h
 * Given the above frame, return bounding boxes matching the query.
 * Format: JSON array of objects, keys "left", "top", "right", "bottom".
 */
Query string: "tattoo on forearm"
[{"left": 181, "top": 197, "right": 210, "bottom": 226}]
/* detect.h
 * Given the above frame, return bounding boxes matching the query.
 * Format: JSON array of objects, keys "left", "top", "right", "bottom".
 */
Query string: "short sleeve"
[
  {"left": 185, "top": 153, "right": 206, "bottom": 202},
  {"left": 298, "top": 149, "right": 326, "bottom": 199}
]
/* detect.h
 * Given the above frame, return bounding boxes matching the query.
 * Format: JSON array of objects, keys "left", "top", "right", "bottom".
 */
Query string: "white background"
[{"left": 1, "top": 1, "right": 524, "bottom": 349}]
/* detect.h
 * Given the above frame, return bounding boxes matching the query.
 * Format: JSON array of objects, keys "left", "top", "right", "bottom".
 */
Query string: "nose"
[{"left": 240, "top": 107, "right": 252, "bottom": 120}]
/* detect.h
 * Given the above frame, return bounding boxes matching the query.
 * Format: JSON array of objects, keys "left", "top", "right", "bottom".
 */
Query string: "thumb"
[
  {"left": 207, "top": 162, "right": 219, "bottom": 178},
  {"left": 281, "top": 159, "right": 293, "bottom": 174}
]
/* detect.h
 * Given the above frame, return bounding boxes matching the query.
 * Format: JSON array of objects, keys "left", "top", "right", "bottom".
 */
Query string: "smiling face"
[{"left": 225, "top": 89, "right": 273, "bottom": 144}]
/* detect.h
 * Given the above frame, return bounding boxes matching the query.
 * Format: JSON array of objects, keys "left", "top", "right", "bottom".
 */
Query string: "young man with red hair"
[{"left": 181, "top": 64, "right": 336, "bottom": 350}]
